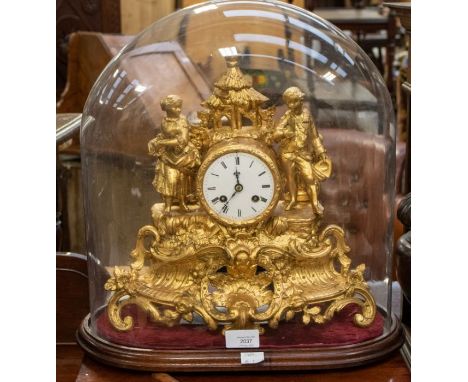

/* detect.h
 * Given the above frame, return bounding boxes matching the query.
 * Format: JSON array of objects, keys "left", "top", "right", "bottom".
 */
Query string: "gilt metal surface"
[{"left": 105, "top": 57, "right": 376, "bottom": 333}]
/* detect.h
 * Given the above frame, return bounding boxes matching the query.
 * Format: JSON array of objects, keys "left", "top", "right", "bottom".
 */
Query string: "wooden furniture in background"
[
  {"left": 57, "top": 0, "right": 121, "bottom": 99},
  {"left": 313, "top": 6, "right": 397, "bottom": 92},
  {"left": 57, "top": 345, "right": 85, "bottom": 382},
  {"left": 57, "top": 252, "right": 89, "bottom": 382},
  {"left": 57, "top": 32, "right": 132, "bottom": 114},
  {"left": 385, "top": 2, "right": 410, "bottom": 370},
  {"left": 386, "top": 2, "right": 410, "bottom": 194},
  {"left": 120, "top": 1, "right": 359, "bottom": 39},
  {"left": 120, "top": 0, "right": 175, "bottom": 34},
  {"left": 396, "top": 193, "right": 410, "bottom": 369},
  {"left": 59, "top": 4, "right": 398, "bottom": 114},
  {"left": 57, "top": 252, "right": 89, "bottom": 344},
  {"left": 56, "top": 34, "right": 131, "bottom": 253}
]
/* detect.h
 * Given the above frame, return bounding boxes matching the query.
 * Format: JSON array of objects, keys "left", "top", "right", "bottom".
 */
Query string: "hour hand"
[{"left": 234, "top": 168, "right": 240, "bottom": 184}]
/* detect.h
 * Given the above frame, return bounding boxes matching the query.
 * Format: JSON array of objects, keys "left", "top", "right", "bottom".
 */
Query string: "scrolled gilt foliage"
[{"left": 105, "top": 211, "right": 376, "bottom": 332}]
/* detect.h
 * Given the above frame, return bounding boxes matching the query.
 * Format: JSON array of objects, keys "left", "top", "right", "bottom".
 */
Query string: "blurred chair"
[
  {"left": 321, "top": 129, "right": 406, "bottom": 279},
  {"left": 57, "top": 32, "right": 132, "bottom": 115},
  {"left": 56, "top": 0, "right": 121, "bottom": 99}
]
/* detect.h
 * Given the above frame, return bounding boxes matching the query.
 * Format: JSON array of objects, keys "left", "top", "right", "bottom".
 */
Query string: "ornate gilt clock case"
[{"left": 78, "top": 0, "right": 402, "bottom": 371}]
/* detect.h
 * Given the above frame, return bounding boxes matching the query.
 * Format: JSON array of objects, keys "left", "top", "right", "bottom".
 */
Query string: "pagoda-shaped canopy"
[{"left": 202, "top": 56, "right": 269, "bottom": 129}]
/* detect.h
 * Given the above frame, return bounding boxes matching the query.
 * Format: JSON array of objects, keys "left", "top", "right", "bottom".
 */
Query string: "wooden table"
[
  {"left": 57, "top": 345, "right": 410, "bottom": 382},
  {"left": 314, "top": 7, "right": 389, "bottom": 28},
  {"left": 313, "top": 7, "right": 396, "bottom": 92}
]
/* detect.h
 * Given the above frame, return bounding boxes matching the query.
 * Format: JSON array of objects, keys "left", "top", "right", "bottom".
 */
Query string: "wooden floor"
[{"left": 57, "top": 345, "right": 410, "bottom": 382}]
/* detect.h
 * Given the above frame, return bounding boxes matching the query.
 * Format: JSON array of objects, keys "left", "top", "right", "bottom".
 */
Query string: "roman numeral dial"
[{"left": 201, "top": 150, "right": 278, "bottom": 225}]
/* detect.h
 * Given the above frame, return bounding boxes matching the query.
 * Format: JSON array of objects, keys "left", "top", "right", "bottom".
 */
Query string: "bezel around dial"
[{"left": 196, "top": 138, "right": 281, "bottom": 227}]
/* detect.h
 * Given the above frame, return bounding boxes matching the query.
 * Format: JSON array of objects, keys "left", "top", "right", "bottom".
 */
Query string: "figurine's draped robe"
[{"left": 153, "top": 116, "right": 200, "bottom": 198}]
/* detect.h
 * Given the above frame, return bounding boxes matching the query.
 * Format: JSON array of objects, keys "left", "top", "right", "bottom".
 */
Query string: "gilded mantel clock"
[
  {"left": 103, "top": 57, "right": 376, "bottom": 334},
  {"left": 78, "top": 0, "right": 402, "bottom": 372}
]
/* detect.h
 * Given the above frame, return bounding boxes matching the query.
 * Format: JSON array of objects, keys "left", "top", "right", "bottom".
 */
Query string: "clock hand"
[
  {"left": 220, "top": 190, "right": 238, "bottom": 213},
  {"left": 228, "top": 190, "right": 237, "bottom": 201},
  {"left": 232, "top": 167, "right": 245, "bottom": 194},
  {"left": 234, "top": 168, "right": 241, "bottom": 184},
  {"left": 226, "top": 190, "right": 238, "bottom": 204},
  {"left": 220, "top": 167, "right": 244, "bottom": 213}
]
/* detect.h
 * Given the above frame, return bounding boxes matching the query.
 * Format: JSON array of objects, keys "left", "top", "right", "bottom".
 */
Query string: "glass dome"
[{"left": 79, "top": 0, "right": 399, "bottom": 371}]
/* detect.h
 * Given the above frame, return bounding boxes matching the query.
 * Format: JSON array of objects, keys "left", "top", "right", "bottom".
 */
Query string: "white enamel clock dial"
[{"left": 202, "top": 152, "right": 276, "bottom": 224}]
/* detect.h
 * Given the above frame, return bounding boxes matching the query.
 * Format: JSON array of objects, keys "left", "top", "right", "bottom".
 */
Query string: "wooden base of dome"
[{"left": 77, "top": 312, "right": 403, "bottom": 372}]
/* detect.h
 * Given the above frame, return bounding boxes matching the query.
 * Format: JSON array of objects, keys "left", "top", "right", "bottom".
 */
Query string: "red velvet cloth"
[{"left": 96, "top": 304, "right": 384, "bottom": 349}]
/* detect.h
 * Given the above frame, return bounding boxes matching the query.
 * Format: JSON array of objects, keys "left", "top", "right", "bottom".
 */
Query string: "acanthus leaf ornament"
[{"left": 104, "top": 56, "right": 376, "bottom": 334}]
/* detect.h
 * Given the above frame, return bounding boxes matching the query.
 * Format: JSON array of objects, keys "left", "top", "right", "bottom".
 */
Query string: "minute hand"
[
  {"left": 220, "top": 190, "right": 238, "bottom": 213},
  {"left": 227, "top": 190, "right": 238, "bottom": 203}
]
